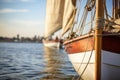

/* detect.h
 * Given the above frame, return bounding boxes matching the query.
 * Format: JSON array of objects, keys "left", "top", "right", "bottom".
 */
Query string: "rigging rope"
[
  {"left": 78, "top": 9, "right": 88, "bottom": 35},
  {"left": 71, "top": 0, "right": 119, "bottom": 80},
  {"left": 77, "top": 34, "right": 95, "bottom": 80},
  {"left": 76, "top": 0, "right": 95, "bottom": 36},
  {"left": 72, "top": 32, "right": 91, "bottom": 80},
  {"left": 68, "top": 0, "right": 82, "bottom": 39},
  {"left": 72, "top": 1, "right": 96, "bottom": 79}
]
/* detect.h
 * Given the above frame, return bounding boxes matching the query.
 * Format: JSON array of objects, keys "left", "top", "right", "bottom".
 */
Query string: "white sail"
[
  {"left": 62, "top": 0, "right": 77, "bottom": 36},
  {"left": 45, "top": 0, "right": 76, "bottom": 37},
  {"left": 45, "top": 0, "right": 64, "bottom": 38}
]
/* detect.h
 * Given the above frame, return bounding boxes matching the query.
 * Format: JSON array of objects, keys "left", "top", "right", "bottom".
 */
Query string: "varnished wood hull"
[{"left": 64, "top": 33, "right": 120, "bottom": 80}]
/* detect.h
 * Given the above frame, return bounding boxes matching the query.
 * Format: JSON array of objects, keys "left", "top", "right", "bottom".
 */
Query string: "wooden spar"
[
  {"left": 115, "top": 0, "right": 118, "bottom": 19},
  {"left": 94, "top": 0, "right": 104, "bottom": 80},
  {"left": 113, "top": 0, "right": 120, "bottom": 19},
  {"left": 112, "top": 0, "right": 114, "bottom": 18}
]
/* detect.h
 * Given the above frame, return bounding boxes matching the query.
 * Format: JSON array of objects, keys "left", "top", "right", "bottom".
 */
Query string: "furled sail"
[
  {"left": 61, "top": 0, "right": 77, "bottom": 36},
  {"left": 44, "top": 0, "right": 64, "bottom": 38}
]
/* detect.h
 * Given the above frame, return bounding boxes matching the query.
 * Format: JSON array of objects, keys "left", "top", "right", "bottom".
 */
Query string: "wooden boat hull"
[
  {"left": 43, "top": 39, "right": 60, "bottom": 48},
  {"left": 64, "top": 33, "right": 120, "bottom": 80}
]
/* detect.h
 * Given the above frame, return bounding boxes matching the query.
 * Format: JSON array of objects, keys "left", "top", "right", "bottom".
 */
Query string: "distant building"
[{"left": 17, "top": 34, "right": 20, "bottom": 40}]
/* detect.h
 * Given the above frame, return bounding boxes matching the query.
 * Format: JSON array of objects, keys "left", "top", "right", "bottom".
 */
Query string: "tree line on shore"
[{"left": 0, "top": 35, "right": 44, "bottom": 43}]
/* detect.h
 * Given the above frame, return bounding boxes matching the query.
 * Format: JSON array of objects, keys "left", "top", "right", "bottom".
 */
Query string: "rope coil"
[{"left": 95, "top": 18, "right": 105, "bottom": 29}]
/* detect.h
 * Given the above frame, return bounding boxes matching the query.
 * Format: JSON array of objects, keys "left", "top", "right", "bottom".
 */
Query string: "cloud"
[
  {"left": 14, "top": 20, "right": 43, "bottom": 27},
  {"left": 3, "top": 0, "right": 13, "bottom": 2},
  {"left": 21, "top": 0, "right": 30, "bottom": 2},
  {"left": 0, "top": 8, "right": 29, "bottom": 13}
]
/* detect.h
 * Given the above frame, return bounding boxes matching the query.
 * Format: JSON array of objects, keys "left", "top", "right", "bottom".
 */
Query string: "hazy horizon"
[{"left": 0, "top": 0, "right": 46, "bottom": 38}]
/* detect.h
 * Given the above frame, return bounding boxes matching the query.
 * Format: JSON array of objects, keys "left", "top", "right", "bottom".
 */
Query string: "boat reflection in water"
[{"left": 41, "top": 47, "right": 77, "bottom": 80}]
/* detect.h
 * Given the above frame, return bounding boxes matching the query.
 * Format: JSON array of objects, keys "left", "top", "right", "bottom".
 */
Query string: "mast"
[{"left": 94, "top": 0, "right": 104, "bottom": 80}]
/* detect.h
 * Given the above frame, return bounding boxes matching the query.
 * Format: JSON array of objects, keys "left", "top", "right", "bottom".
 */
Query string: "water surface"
[{"left": 0, "top": 42, "right": 78, "bottom": 80}]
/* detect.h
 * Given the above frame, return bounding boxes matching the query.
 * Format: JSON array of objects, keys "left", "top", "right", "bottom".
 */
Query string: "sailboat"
[
  {"left": 42, "top": 0, "right": 64, "bottom": 48},
  {"left": 61, "top": 0, "right": 120, "bottom": 80},
  {"left": 42, "top": 37, "right": 61, "bottom": 48}
]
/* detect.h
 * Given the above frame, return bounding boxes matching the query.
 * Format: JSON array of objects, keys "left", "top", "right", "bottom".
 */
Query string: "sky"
[
  {"left": 0, "top": 0, "right": 46, "bottom": 38},
  {"left": 0, "top": 0, "right": 113, "bottom": 38}
]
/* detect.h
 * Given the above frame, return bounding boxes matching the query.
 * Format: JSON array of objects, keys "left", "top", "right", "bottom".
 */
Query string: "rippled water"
[{"left": 0, "top": 42, "right": 78, "bottom": 80}]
